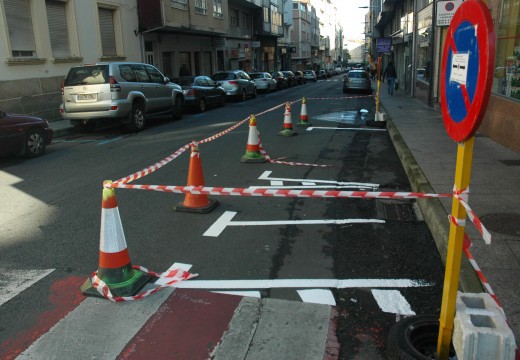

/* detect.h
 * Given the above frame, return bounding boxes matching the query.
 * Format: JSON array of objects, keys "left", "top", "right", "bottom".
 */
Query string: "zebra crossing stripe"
[
  {"left": 371, "top": 289, "right": 416, "bottom": 315},
  {"left": 0, "top": 269, "right": 55, "bottom": 307}
]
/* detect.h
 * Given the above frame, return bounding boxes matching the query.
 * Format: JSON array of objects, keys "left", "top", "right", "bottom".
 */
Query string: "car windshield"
[
  {"left": 212, "top": 72, "right": 235, "bottom": 80},
  {"left": 349, "top": 71, "right": 368, "bottom": 79},
  {"left": 250, "top": 73, "right": 265, "bottom": 79},
  {"left": 177, "top": 77, "right": 195, "bottom": 86},
  {"left": 64, "top": 65, "right": 109, "bottom": 85}
]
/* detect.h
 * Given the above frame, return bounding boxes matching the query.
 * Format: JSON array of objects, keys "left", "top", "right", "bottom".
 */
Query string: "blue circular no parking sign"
[{"left": 440, "top": 0, "right": 495, "bottom": 142}]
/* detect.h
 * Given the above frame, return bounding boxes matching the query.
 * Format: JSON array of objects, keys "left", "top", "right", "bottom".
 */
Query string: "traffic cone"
[
  {"left": 81, "top": 180, "right": 152, "bottom": 298},
  {"left": 297, "top": 97, "right": 311, "bottom": 127},
  {"left": 279, "top": 102, "right": 296, "bottom": 136},
  {"left": 174, "top": 141, "right": 219, "bottom": 213},
  {"left": 241, "top": 115, "right": 266, "bottom": 163}
]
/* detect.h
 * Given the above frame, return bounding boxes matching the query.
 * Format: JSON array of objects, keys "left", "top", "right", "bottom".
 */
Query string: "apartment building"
[{"left": 0, "top": 0, "right": 141, "bottom": 120}]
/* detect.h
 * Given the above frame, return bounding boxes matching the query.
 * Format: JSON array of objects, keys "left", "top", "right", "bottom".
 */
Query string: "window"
[
  {"left": 145, "top": 65, "right": 164, "bottom": 83},
  {"left": 46, "top": 0, "right": 70, "bottom": 58},
  {"left": 3, "top": 0, "right": 36, "bottom": 58},
  {"left": 98, "top": 7, "right": 117, "bottom": 56},
  {"left": 240, "top": 13, "right": 249, "bottom": 29},
  {"left": 171, "top": 0, "right": 187, "bottom": 10},
  {"left": 213, "top": 0, "right": 223, "bottom": 19},
  {"left": 493, "top": 0, "right": 520, "bottom": 101},
  {"left": 231, "top": 8, "right": 239, "bottom": 27},
  {"left": 195, "top": 0, "right": 208, "bottom": 15}
]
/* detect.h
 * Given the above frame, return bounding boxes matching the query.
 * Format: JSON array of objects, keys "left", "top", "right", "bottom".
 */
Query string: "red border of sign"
[{"left": 440, "top": 0, "right": 495, "bottom": 142}]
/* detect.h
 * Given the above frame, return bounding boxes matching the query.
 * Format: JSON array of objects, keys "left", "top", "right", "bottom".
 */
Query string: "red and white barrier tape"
[
  {"left": 451, "top": 186, "right": 492, "bottom": 244},
  {"left": 105, "top": 182, "right": 451, "bottom": 200},
  {"left": 462, "top": 234, "right": 502, "bottom": 309},
  {"left": 91, "top": 265, "right": 198, "bottom": 302}
]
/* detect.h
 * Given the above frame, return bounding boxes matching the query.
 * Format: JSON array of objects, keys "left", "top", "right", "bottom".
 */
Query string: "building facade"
[{"left": 369, "top": 0, "right": 519, "bottom": 153}]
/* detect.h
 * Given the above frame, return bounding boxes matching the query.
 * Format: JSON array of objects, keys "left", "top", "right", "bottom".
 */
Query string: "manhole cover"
[
  {"left": 376, "top": 199, "right": 416, "bottom": 221},
  {"left": 479, "top": 213, "right": 520, "bottom": 237}
]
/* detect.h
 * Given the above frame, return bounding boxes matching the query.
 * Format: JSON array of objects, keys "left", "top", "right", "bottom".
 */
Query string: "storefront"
[{"left": 415, "top": 3, "right": 433, "bottom": 104}]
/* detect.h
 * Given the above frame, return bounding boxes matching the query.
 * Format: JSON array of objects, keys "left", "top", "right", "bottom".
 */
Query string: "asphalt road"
[{"left": 0, "top": 77, "right": 445, "bottom": 359}]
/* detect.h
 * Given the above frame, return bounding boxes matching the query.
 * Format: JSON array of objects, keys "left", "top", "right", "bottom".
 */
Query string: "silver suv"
[
  {"left": 60, "top": 62, "right": 184, "bottom": 131},
  {"left": 211, "top": 70, "right": 257, "bottom": 101}
]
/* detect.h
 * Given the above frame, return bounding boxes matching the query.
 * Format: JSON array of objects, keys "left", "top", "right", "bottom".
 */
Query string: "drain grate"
[
  {"left": 479, "top": 213, "right": 520, "bottom": 237},
  {"left": 375, "top": 199, "right": 417, "bottom": 221},
  {"left": 499, "top": 159, "right": 520, "bottom": 166}
]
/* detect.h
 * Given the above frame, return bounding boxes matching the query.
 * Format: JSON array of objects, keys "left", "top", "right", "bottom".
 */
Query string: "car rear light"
[
  {"left": 60, "top": 80, "right": 64, "bottom": 95},
  {"left": 228, "top": 80, "right": 238, "bottom": 85},
  {"left": 110, "top": 106, "right": 118, "bottom": 111},
  {"left": 109, "top": 76, "right": 121, "bottom": 92},
  {"left": 186, "top": 89, "right": 196, "bottom": 96}
]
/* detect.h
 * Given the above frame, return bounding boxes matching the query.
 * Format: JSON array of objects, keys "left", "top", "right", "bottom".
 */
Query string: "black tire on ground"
[
  {"left": 239, "top": 89, "right": 246, "bottom": 101},
  {"left": 198, "top": 98, "right": 206, "bottom": 112},
  {"left": 385, "top": 314, "right": 455, "bottom": 360},
  {"left": 173, "top": 96, "right": 183, "bottom": 120},
  {"left": 126, "top": 102, "right": 145, "bottom": 132},
  {"left": 252, "top": 87, "right": 257, "bottom": 98},
  {"left": 24, "top": 128, "right": 47, "bottom": 158}
]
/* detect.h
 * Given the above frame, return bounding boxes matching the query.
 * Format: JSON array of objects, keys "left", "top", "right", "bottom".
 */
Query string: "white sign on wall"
[{"left": 436, "top": 0, "right": 464, "bottom": 27}]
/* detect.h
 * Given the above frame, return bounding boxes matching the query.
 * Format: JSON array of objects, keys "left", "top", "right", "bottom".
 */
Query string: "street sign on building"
[
  {"left": 376, "top": 37, "right": 392, "bottom": 53},
  {"left": 436, "top": 0, "right": 464, "bottom": 27}
]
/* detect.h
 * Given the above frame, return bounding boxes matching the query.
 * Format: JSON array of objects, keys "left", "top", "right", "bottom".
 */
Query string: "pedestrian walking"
[{"left": 382, "top": 60, "right": 397, "bottom": 95}]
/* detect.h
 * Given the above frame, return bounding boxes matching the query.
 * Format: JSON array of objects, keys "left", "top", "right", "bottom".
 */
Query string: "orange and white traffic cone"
[
  {"left": 81, "top": 180, "right": 152, "bottom": 298},
  {"left": 297, "top": 97, "right": 311, "bottom": 127},
  {"left": 174, "top": 141, "right": 219, "bottom": 213},
  {"left": 279, "top": 102, "right": 296, "bottom": 136},
  {"left": 241, "top": 114, "right": 266, "bottom": 163}
]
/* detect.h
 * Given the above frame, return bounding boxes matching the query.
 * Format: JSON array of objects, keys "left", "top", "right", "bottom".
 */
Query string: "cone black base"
[
  {"left": 297, "top": 122, "right": 311, "bottom": 127},
  {"left": 81, "top": 269, "right": 153, "bottom": 298},
  {"left": 241, "top": 155, "right": 266, "bottom": 163},
  {"left": 278, "top": 129, "right": 297, "bottom": 136},
  {"left": 366, "top": 120, "right": 387, "bottom": 128},
  {"left": 174, "top": 199, "right": 219, "bottom": 214}
]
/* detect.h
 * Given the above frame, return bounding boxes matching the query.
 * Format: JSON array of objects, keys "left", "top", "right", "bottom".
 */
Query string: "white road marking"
[
  {"left": 371, "top": 289, "right": 416, "bottom": 315},
  {"left": 270, "top": 180, "right": 284, "bottom": 186},
  {"left": 213, "top": 291, "right": 262, "bottom": 298},
  {"left": 171, "top": 279, "right": 431, "bottom": 289},
  {"left": 0, "top": 269, "right": 55, "bottom": 306},
  {"left": 258, "top": 171, "right": 379, "bottom": 190},
  {"left": 203, "top": 211, "right": 385, "bottom": 237},
  {"left": 297, "top": 289, "right": 336, "bottom": 306},
  {"left": 300, "top": 182, "right": 316, "bottom": 186},
  {"left": 306, "top": 127, "right": 386, "bottom": 132}
]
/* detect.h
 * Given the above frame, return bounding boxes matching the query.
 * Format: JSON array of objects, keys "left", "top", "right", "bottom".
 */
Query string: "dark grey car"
[
  {"left": 211, "top": 70, "right": 257, "bottom": 101},
  {"left": 177, "top": 76, "right": 226, "bottom": 112}
]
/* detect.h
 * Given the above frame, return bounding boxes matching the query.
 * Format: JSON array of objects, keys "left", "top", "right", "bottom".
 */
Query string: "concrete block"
[
  {"left": 375, "top": 111, "right": 386, "bottom": 122},
  {"left": 453, "top": 292, "right": 517, "bottom": 360}
]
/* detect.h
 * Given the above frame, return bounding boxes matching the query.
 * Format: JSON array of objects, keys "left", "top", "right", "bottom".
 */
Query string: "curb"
[{"left": 384, "top": 112, "right": 484, "bottom": 293}]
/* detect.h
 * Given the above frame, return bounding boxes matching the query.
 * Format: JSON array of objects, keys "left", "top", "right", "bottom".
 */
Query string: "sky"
[{"left": 334, "top": 0, "right": 371, "bottom": 41}]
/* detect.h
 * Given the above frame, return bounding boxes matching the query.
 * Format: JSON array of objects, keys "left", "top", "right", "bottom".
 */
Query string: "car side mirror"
[{"left": 164, "top": 77, "right": 170, "bottom": 84}]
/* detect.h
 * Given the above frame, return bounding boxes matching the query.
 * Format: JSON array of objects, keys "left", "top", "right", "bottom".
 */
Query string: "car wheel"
[
  {"left": 24, "top": 128, "right": 47, "bottom": 158},
  {"left": 252, "top": 87, "right": 257, "bottom": 98},
  {"left": 173, "top": 96, "right": 183, "bottom": 120},
  {"left": 127, "top": 102, "right": 145, "bottom": 132},
  {"left": 266, "top": 86, "right": 270, "bottom": 94},
  {"left": 198, "top": 98, "right": 206, "bottom": 112},
  {"left": 240, "top": 89, "right": 246, "bottom": 101},
  {"left": 220, "top": 94, "right": 226, "bottom": 107}
]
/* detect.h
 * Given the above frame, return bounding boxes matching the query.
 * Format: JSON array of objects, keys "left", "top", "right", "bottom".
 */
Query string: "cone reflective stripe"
[
  {"left": 241, "top": 115, "right": 266, "bottom": 163},
  {"left": 81, "top": 181, "right": 152, "bottom": 298},
  {"left": 297, "top": 97, "right": 311, "bottom": 127},
  {"left": 279, "top": 102, "right": 296, "bottom": 136},
  {"left": 175, "top": 142, "right": 219, "bottom": 213}
]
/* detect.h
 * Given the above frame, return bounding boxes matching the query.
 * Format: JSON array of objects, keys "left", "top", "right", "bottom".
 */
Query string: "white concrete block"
[
  {"left": 375, "top": 111, "right": 386, "bottom": 122},
  {"left": 453, "top": 292, "right": 517, "bottom": 360}
]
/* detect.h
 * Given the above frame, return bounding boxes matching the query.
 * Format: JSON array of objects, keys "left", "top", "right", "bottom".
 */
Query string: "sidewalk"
[{"left": 378, "top": 87, "right": 520, "bottom": 341}]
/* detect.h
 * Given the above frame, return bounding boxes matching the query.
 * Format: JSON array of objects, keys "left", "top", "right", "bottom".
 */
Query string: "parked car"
[
  {"left": 60, "top": 62, "right": 184, "bottom": 132},
  {"left": 343, "top": 70, "right": 372, "bottom": 94},
  {"left": 293, "top": 71, "right": 306, "bottom": 85},
  {"left": 303, "top": 70, "right": 317, "bottom": 82},
  {"left": 211, "top": 70, "right": 257, "bottom": 101},
  {"left": 249, "top": 72, "right": 277, "bottom": 93},
  {"left": 281, "top": 71, "right": 298, "bottom": 87},
  {"left": 176, "top": 76, "right": 226, "bottom": 112},
  {"left": 271, "top": 71, "right": 289, "bottom": 90},
  {"left": 317, "top": 70, "right": 327, "bottom": 79},
  {"left": 0, "top": 110, "right": 53, "bottom": 158}
]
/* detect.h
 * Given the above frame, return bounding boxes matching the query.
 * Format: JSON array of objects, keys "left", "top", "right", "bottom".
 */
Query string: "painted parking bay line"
[
  {"left": 203, "top": 211, "right": 385, "bottom": 237},
  {"left": 306, "top": 127, "right": 386, "bottom": 132}
]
